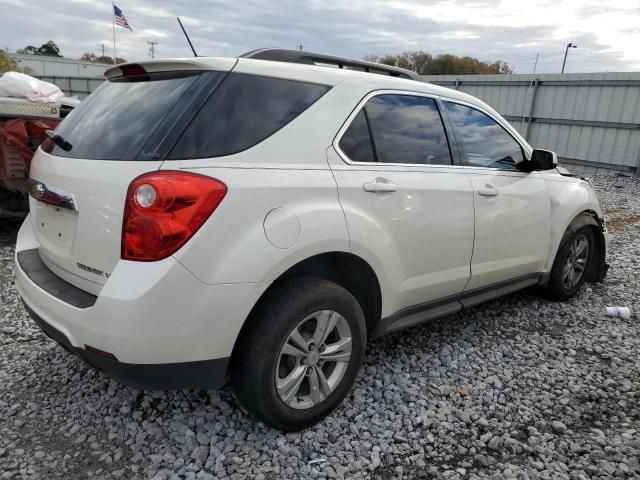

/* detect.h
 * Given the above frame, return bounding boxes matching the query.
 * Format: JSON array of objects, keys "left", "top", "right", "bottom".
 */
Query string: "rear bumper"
[
  {"left": 23, "top": 300, "right": 229, "bottom": 390},
  {"left": 14, "top": 215, "right": 270, "bottom": 389}
]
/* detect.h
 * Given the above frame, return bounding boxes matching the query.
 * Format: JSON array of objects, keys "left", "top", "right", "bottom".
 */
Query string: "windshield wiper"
[{"left": 45, "top": 130, "right": 73, "bottom": 152}]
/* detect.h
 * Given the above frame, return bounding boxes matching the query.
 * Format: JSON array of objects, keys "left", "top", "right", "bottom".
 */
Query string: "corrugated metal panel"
[
  {"left": 423, "top": 72, "right": 640, "bottom": 175},
  {"left": 11, "top": 54, "right": 107, "bottom": 78},
  {"left": 35, "top": 76, "right": 104, "bottom": 99},
  {"left": 11, "top": 71, "right": 640, "bottom": 174}
]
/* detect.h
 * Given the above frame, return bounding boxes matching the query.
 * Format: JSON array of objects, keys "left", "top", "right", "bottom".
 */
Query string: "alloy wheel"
[
  {"left": 275, "top": 310, "right": 352, "bottom": 409},
  {"left": 561, "top": 233, "right": 590, "bottom": 289}
]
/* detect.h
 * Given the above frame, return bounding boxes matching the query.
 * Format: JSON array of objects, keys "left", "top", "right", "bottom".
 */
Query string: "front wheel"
[
  {"left": 230, "top": 278, "right": 366, "bottom": 431},
  {"left": 544, "top": 226, "right": 595, "bottom": 301}
]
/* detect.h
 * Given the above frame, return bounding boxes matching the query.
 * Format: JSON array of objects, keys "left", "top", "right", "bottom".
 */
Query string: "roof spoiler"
[
  {"left": 240, "top": 48, "right": 425, "bottom": 83},
  {"left": 104, "top": 58, "right": 237, "bottom": 80}
]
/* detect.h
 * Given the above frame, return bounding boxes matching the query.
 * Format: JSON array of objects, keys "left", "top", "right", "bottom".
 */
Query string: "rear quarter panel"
[
  {"left": 168, "top": 165, "right": 350, "bottom": 284},
  {"left": 162, "top": 79, "right": 376, "bottom": 285}
]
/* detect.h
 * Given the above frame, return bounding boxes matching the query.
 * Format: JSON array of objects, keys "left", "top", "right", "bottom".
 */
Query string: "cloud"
[{"left": 1, "top": 0, "right": 638, "bottom": 72}]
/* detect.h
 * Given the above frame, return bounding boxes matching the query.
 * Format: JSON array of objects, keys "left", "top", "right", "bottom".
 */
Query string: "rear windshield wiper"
[{"left": 45, "top": 130, "right": 73, "bottom": 152}]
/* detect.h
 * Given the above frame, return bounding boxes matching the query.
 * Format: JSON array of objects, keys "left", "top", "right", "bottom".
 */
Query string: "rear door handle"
[
  {"left": 363, "top": 178, "right": 398, "bottom": 193},
  {"left": 478, "top": 183, "right": 499, "bottom": 197}
]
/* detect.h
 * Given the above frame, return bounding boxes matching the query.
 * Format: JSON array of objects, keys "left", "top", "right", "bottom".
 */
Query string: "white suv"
[{"left": 15, "top": 49, "right": 608, "bottom": 431}]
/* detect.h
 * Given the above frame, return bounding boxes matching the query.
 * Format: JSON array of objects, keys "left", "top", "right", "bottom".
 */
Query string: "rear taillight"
[{"left": 122, "top": 171, "right": 227, "bottom": 261}]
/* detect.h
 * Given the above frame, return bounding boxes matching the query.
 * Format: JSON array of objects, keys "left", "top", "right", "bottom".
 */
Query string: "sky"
[{"left": 1, "top": 0, "right": 639, "bottom": 74}]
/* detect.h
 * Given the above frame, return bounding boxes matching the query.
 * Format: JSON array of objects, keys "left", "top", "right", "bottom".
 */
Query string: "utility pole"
[
  {"left": 561, "top": 42, "right": 577, "bottom": 74},
  {"left": 98, "top": 42, "right": 106, "bottom": 59},
  {"left": 532, "top": 53, "right": 539, "bottom": 73},
  {"left": 147, "top": 41, "right": 158, "bottom": 59},
  {"left": 297, "top": 43, "right": 304, "bottom": 51}
]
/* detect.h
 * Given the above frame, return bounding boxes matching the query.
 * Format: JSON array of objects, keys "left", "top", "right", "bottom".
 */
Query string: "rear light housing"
[{"left": 122, "top": 171, "right": 227, "bottom": 261}]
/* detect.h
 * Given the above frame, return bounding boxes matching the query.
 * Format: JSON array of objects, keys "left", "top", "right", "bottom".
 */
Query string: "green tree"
[
  {"left": 91, "top": 55, "right": 127, "bottom": 65},
  {"left": 80, "top": 52, "right": 97, "bottom": 63},
  {"left": 17, "top": 41, "right": 62, "bottom": 57},
  {"left": 95, "top": 55, "right": 115, "bottom": 65},
  {"left": 0, "top": 49, "right": 33, "bottom": 74},
  {"left": 365, "top": 50, "right": 512, "bottom": 75}
]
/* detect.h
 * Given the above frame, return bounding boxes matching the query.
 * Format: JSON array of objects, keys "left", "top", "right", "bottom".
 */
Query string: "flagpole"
[{"left": 112, "top": 2, "right": 117, "bottom": 64}]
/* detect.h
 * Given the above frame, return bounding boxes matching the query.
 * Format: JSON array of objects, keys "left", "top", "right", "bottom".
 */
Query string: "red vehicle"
[{"left": 0, "top": 96, "right": 78, "bottom": 216}]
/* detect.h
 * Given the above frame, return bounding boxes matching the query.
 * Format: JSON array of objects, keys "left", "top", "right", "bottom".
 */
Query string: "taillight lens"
[{"left": 122, "top": 171, "right": 227, "bottom": 261}]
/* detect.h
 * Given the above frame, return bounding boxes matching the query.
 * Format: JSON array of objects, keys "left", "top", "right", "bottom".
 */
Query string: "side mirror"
[{"left": 529, "top": 149, "right": 558, "bottom": 171}]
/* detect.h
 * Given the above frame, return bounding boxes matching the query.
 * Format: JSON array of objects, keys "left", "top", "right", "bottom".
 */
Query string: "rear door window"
[
  {"left": 49, "top": 71, "right": 216, "bottom": 160},
  {"left": 169, "top": 74, "right": 330, "bottom": 159},
  {"left": 340, "top": 94, "right": 452, "bottom": 165}
]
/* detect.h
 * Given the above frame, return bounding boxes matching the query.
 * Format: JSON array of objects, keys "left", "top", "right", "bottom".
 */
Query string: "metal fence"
[
  {"left": 35, "top": 75, "right": 104, "bottom": 99},
  {"left": 12, "top": 53, "right": 107, "bottom": 78},
  {"left": 423, "top": 72, "right": 640, "bottom": 175},
  {"left": 36, "top": 72, "right": 640, "bottom": 174}
]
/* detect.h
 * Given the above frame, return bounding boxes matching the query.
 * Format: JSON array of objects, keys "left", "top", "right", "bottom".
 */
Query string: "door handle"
[
  {"left": 363, "top": 178, "right": 398, "bottom": 193},
  {"left": 478, "top": 183, "right": 499, "bottom": 197}
]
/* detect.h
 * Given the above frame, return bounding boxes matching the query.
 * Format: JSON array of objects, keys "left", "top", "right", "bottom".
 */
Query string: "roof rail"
[{"left": 240, "top": 48, "right": 425, "bottom": 83}]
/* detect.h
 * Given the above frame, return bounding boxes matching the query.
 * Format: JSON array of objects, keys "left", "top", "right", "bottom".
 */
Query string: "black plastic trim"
[
  {"left": 375, "top": 273, "right": 543, "bottom": 337},
  {"left": 137, "top": 70, "right": 230, "bottom": 161},
  {"left": 22, "top": 300, "right": 229, "bottom": 390},
  {"left": 362, "top": 108, "right": 379, "bottom": 163},
  {"left": 17, "top": 249, "right": 97, "bottom": 308}
]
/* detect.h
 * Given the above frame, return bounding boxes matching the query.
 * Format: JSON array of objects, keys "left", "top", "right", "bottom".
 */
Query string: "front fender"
[{"left": 544, "top": 176, "right": 607, "bottom": 277}]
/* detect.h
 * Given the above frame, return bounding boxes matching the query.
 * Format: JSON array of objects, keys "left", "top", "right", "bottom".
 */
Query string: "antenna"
[
  {"left": 147, "top": 41, "right": 159, "bottom": 59},
  {"left": 177, "top": 17, "right": 198, "bottom": 57}
]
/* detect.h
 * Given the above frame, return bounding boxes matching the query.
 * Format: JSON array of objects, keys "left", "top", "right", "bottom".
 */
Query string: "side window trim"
[
  {"left": 435, "top": 97, "right": 464, "bottom": 166},
  {"left": 334, "top": 89, "right": 455, "bottom": 168},
  {"left": 361, "top": 107, "right": 379, "bottom": 163},
  {"left": 442, "top": 98, "right": 530, "bottom": 171}
]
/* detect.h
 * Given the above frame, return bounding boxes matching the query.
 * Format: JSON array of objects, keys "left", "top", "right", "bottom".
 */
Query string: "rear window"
[
  {"left": 168, "top": 73, "right": 330, "bottom": 159},
  {"left": 48, "top": 71, "right": 214, "bottom": 160},
  {"left": 48, "top": 71, "right": 330, "bottom": 161}
]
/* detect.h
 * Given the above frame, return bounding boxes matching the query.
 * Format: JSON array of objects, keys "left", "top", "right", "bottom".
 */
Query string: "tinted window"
[
  {"left": 50, "top": 72, "right": 205, "bottom": 160},
  {"left": 364, "top": 95, "right": 452, "bottom": 165},
  {"left": 445, "top": 102, "right": 524, "bottom": 169},
  {"left": 169, "top": 73, "right": 330, "bottom": 159},
  {"left": 339, "top": 110, "right": 375, "bottom": 163}
]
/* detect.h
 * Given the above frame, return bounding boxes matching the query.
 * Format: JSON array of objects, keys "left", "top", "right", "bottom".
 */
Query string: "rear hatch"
[{"left": 27, "top": 59, "right": 236, "bottom": 295}]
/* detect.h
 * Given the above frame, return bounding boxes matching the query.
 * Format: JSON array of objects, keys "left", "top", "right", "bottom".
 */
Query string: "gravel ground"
[{"left": 1, "top": 174, "right": 639, "bottom": 480}]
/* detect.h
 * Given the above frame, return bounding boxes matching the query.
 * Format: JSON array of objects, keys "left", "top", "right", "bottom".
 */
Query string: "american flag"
[{"left": 113, "top": 4, "right": 133, "bottom": 31}]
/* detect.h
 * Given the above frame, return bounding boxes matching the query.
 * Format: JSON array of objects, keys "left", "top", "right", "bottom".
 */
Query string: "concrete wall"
[{"left": 423, "top": 72, "right": 640, "bottom": 175}]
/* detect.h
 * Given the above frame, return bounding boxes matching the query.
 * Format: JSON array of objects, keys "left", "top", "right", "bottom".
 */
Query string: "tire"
[
  {"left": 544, "top": 226, "right": 595, "bottom": 301},
  {"left": 230, "top": 277, "right": 366, "bottom": 431}
]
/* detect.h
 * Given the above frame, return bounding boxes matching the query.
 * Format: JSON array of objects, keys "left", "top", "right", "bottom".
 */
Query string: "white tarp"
[{"left": 0, "top": 72, "right": 65, "bottom": 103}]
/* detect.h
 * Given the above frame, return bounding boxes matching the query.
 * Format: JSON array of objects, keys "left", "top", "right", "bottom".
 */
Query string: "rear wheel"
[
  {"left": 230, "top": 278, "right": 366, "bottom": 431},
  {"left": 544, "top": 226, "right": 594, "bottom": 300}
]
